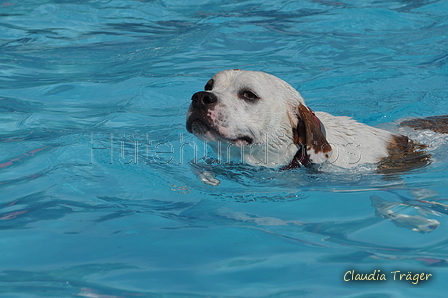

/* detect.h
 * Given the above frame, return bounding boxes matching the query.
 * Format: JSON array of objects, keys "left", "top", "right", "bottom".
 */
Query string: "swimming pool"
[{"left": 1, "top": 0, "right": 448, "bottom": 297}]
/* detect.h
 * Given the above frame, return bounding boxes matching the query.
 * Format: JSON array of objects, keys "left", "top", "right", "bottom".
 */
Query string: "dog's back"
[{"left": 377, "top": 115, "right": 448, "bottom": 174}]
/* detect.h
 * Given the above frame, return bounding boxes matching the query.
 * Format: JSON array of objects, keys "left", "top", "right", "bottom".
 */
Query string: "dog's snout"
[{"left": 191, "top": 91, "right": 217, "bottom": 108}]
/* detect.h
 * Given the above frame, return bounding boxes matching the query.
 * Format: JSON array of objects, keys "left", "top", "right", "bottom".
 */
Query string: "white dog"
[{"left": 186, "top": 69, "right": 443, "bottom": 173}]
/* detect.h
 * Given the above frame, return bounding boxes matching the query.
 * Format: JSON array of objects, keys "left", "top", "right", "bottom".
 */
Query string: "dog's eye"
[
  {"left": 204, "top": 79, "right": 214, "bottom": 91},
  {"left": 239, "top": 90, "right": 259, "bottom": 101}
]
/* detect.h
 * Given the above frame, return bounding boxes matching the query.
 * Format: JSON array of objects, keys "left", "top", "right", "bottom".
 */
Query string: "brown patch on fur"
[
  {"left": 377, "top": 135, "right": 431, "bottom": 174},
  {"left": 292, "top": 117, "right": 306, "bottom": 146},
  {"left": 296, "top": 104, "right": 332, "bottom": 154},
  {"left": 400, "top": 115, "right": 448, "bottom": 133}
]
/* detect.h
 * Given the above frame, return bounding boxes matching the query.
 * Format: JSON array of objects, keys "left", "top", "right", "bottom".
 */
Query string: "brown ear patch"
[
  {"left": 377, "top": 135, "right": 431, "bottom": 174},
  {"left": 295, "top": 104, "right": 332, "bottom": 163},
  {"left": 400, "top": 115, "right": 448, "bottom": 134}
]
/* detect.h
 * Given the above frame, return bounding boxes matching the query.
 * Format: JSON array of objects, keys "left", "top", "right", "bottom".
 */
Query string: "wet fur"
[{"left": 378, "top": 115, "right": 448, "bottom": 174}]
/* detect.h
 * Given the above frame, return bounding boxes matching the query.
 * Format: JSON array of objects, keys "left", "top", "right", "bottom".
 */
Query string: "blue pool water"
[{"left": 1, "top": 0, "right": 448, "bottom": 297}]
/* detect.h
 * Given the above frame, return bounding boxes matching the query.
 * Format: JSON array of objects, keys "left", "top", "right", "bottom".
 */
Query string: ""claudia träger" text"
[{"left": 344, "top": 270, "right": 433, "bottom": 285}]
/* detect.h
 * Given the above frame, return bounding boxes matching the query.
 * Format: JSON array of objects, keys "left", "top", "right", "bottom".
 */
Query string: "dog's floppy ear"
[{"left": 294, "top": 104, "right": 332, "bottom": 163}]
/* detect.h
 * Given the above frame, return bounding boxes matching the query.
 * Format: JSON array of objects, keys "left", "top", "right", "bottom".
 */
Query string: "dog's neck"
[
  {"left": 281, "top": 108, "right": 324, "bottom": 170},
  {"left": 280, "top": 146, "right": 310, "bottom": 170}
]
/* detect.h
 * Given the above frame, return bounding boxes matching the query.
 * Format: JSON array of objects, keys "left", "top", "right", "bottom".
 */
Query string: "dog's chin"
[{"left": 187, "top": 119, "right": 254, "bottom": 146}]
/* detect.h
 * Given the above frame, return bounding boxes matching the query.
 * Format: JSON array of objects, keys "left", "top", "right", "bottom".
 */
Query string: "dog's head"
[{"left": 186, "top": 69, "right": 332, "bottom": 168}]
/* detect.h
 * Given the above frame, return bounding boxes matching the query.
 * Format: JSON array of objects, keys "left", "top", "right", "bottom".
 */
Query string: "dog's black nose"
[{"left": 191, "top": 91, "right": 217, "bottom": 108}]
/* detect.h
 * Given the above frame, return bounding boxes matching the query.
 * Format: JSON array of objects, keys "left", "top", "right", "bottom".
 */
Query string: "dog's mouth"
[
  {"left": 186, "top": 119, "right": 254, "bottom": 145},
  {"left": 233, "top": 135, "right": 254, "bottom": 145}
]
